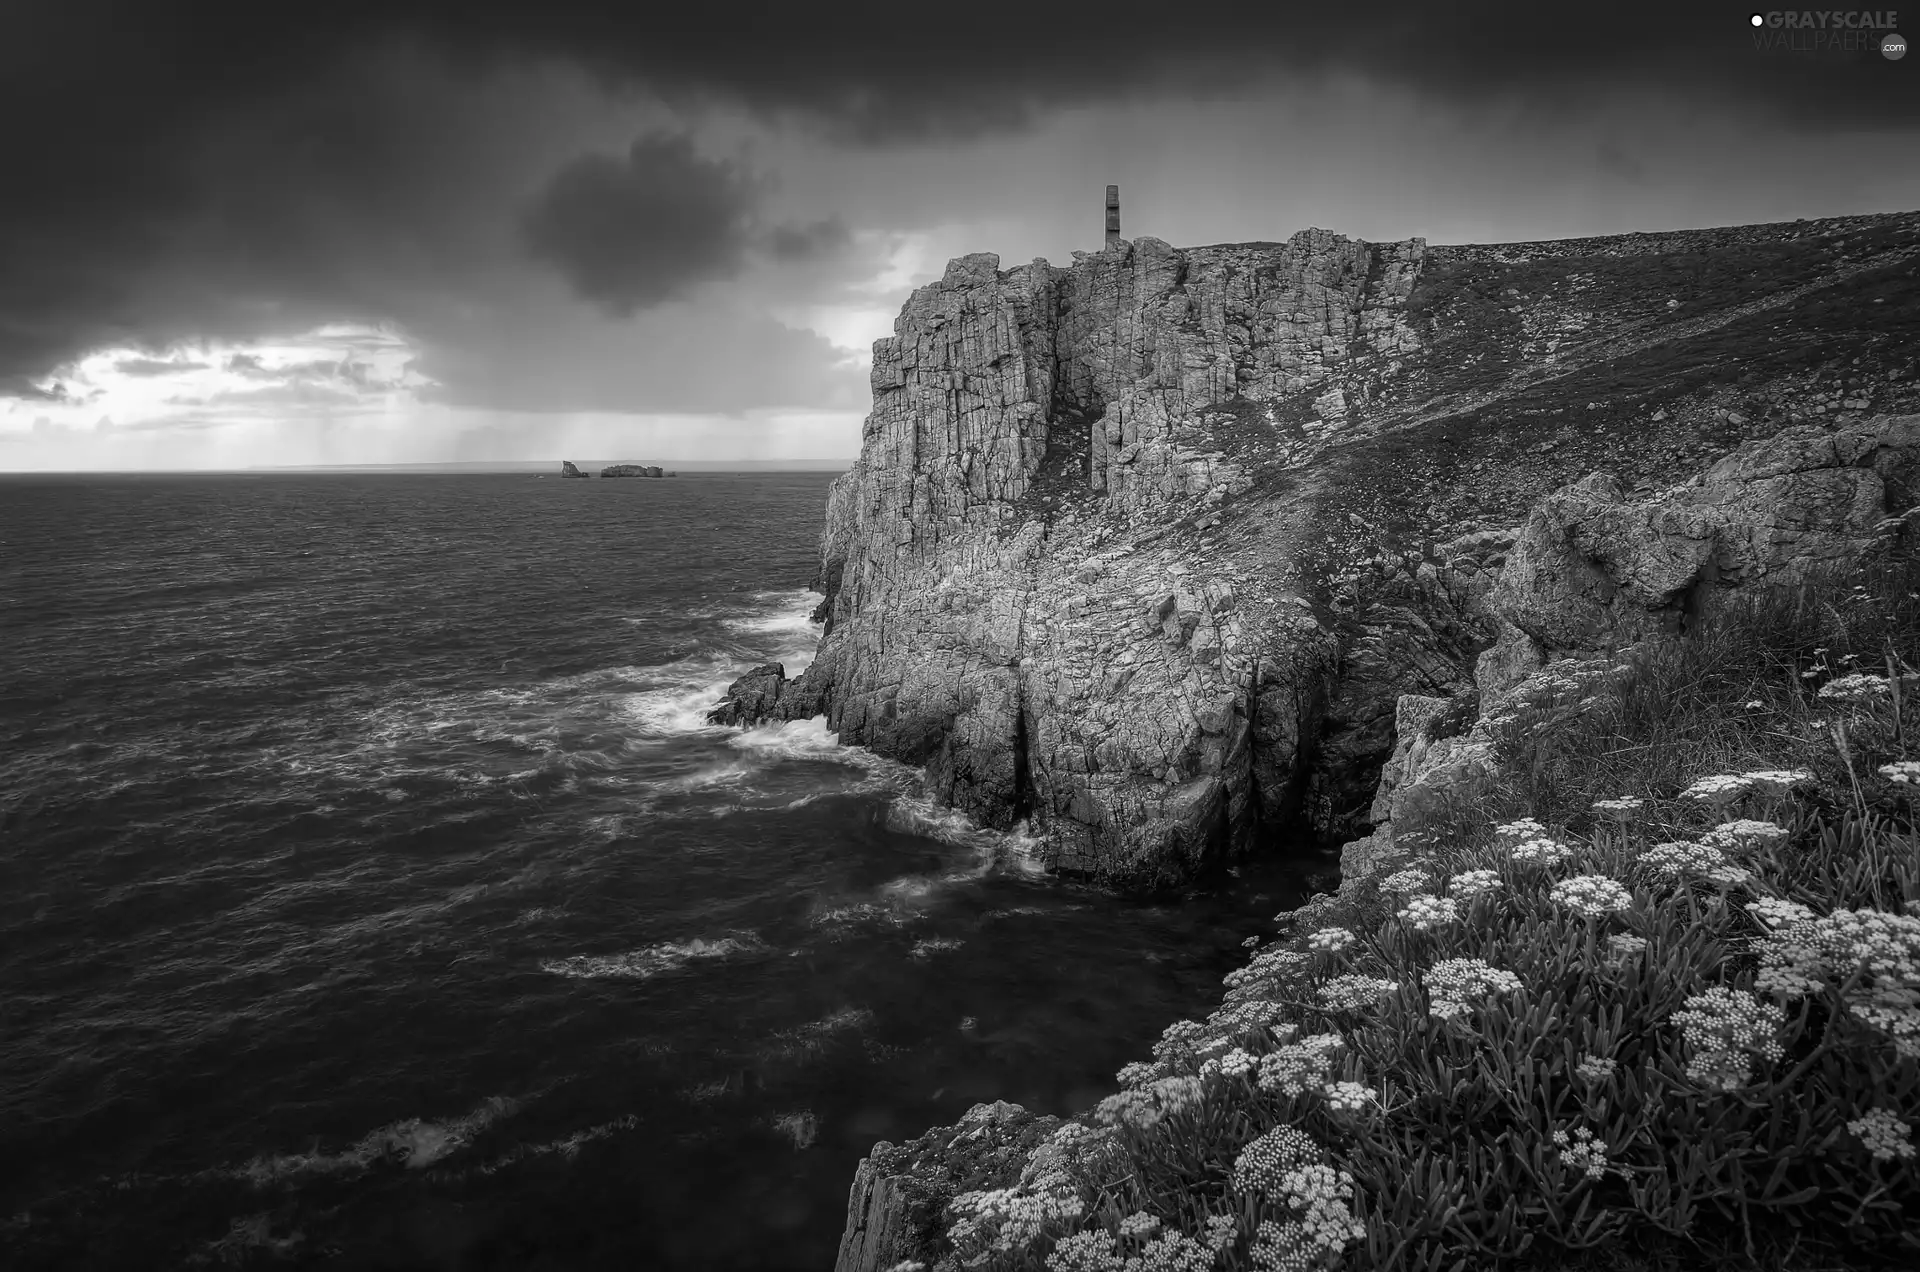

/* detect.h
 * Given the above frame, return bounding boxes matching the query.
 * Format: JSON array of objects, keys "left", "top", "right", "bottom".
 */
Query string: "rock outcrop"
[
  {"left": 836, "top": 1101, "right": 1060, "bottom": 1272},
  {"left": 560, "top": 460, "right": 591, "bottom": 479},
  {"left": 602, "top": 463, "right": 664, "bottom": 478},
  {"left": 716, "top": 211, "right": 1920, "bottom": 893},
  {"left": 1351, "top": 413, "right": 1920, "bottom": 880}
]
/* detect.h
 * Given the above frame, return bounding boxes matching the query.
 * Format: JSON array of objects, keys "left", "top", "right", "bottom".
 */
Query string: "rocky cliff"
[{"left": 715, "top": 211, "right": 1920, "bottom": 892}]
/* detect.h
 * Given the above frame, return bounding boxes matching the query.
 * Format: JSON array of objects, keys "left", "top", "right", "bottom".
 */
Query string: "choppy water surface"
[{"left": 0, "top": 472, "right": 1332, "bottom": 1270}]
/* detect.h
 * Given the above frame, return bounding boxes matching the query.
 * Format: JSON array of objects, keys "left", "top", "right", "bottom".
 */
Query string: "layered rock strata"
[{"left": 716, "top": 212, "right": 1920, "bottom": 891}]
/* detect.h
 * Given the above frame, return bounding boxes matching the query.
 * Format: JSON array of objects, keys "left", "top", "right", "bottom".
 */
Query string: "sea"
[{"left": 0, "top": 471, "right": 1337, "bottom": 1270}]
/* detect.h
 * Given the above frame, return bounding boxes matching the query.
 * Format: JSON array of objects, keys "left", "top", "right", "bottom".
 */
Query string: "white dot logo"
[
  {"left": 1750, "top": 12, "right": 1765, "bottom": 26},
  {"left": 1885, "top": 32, "right": 1908, "bottom": 59}
]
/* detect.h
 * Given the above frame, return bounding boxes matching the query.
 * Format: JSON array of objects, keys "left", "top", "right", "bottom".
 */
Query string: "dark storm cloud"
[
  {"left": 0, "top": 0, "right": 1912, "bottom": 395},
  {"left": 521, "top": 135, "right": 754, "bottom": 314},
  {"left": 767, "top": 219, "right": 854, "bottom": 262}
]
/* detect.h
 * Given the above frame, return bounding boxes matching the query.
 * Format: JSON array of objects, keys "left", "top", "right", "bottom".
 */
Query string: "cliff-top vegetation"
[{"left": 892, "top": 549, "right": 1920, "bottom": 1272}]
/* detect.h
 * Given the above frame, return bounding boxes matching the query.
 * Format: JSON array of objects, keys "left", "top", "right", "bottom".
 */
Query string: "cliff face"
[{"left": 719, "top": 212, "right": 1920, "bottom": 890}]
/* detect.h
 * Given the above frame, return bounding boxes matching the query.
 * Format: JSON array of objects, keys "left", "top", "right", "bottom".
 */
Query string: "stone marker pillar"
[{"left": 1105, "top": 185, "right": 1120, "bottom": 247}]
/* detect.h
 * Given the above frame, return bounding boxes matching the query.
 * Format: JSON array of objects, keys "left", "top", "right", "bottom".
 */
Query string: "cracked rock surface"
[{"left": 715, "top": 213, "right": 1920, "bottom": 893}]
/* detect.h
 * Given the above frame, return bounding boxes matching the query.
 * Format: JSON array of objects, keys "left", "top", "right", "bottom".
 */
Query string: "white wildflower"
[
  {"left": 1307, "top": 927, "right": 1356, "bottom": 953},
  {"left": 1509, "top": 835, "right": 1573, "bottom": 867},
  {"left": 1257, "top": 1035, "right": 1347, "bottom": 1097},
  {"left": 1317, "top": 974, "right": 1399, "bottom": 1012},
  {"left": 1681, "top": 774, "right": 1753, "bottom": 804},
  {"left": 1377, "top": 867, "right": 1433, "bottom": 895},
  {"left": 1321, "top": 1081, "right": 1378, "bottom": 1113},
  {"left": 1745, "top": 896, "right": 1818, "bottom": 931},
  {"left": 1551, "top": 1125, "right": 1612, "bottom": 1181},
  {"left": 1847, "top": 1108, "right": 1918, "bottom": 1162},
  {"left": 1670, "top": 987, "right": 1787, "bottom": 1091},
  {"left": 1425, "top": 958, "right": 1524, "bottom": 1020},
  {"left": 1742, "top": 769, "right": 1815, "bottom": 796},
  {"left": 1574, "top": 1053, "right": 1618, "bottom": 1085},
  {"left": 1550, "top": 874, "right": 1635, "bottom": 918},
  {"left": 1879, "top": 760, "right": 1920, "bottom": 785},
  {"left": 1817, "top": 673, "right": 1893, "bottom": 702},
  {"left": 1396, "top": 894, "right": 1460, "bottom": 931},
  {"left": 1447, "top": 869, "right": 1502, "bottom": 900}
]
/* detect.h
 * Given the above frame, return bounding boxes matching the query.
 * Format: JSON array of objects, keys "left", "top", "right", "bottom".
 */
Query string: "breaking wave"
[
  {"left": 539, "top": 933, "right": 768, "bottom": 980},
  {"left": 234, "top": 1094, "right": 521, "bottom": 1184}
]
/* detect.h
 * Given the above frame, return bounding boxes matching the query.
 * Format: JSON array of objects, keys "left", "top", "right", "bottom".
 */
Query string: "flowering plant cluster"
[
  {"left": 1817, "top": 672, "right": 1894, "bottom": 703},
  {"left": 1508, "top": 835, "right": 1574, "bottom": 867},
  {"left": 1224, "top": 947, "right": 1312, "bottom": 996},
  {"left": 949, "top": 1180, "right": 1087, "bottom": 1267},
  {"left": 1423, "top": 957, "right": 1525, "bottom": 1021},
  {"left": 1635, "top": 840, "right": 1751, "bottom": 887},
  {"left": 1376, "top": 867, "right": 1433, "bottom": 895},
  {"left": 1305, "top": 926, "right": 1355, "bottom": 953},
  {"left": 1551, "top": 1125, "right": 1614, "bottom": 1181},
  {"left": 1846, "top": 1107, "right": 1918, "bottom": 1162},
  {"left": 1751, "top": 907, "right": 1920, "bottom": 1058},
  {"left": 1446, "top": 869, "right": 1502, "bottom": 901},
  {"left": 1396, "top": 893, "right": 1460, "bottom": 931},
  {"left": 1256, "top": 1034, "right": 1347, "bottom": 1098},
  {"left": 1549, "top": 873, "right": 1635, "bottom": 918},
  {"left": 1043, "top": 1221, "right": 1216, "bottom": 1272},
  {"left": 1095, "top": 1076, "right": 1209, "bottom": 1132},
  {"left": 1669, "top": 986, "right": 1788, "bottom": 1091},
  {"left": 1744, "top": 895, "right": 1818, "bottom": 931},
  {"left": 1317, "top": 973, "right": 1400, "bottom": 1013},
  {"left": 1700, "top": 818, "right": 1789, "bottom": 849},
  {"left": 1231, "top": 1127, "right": 1366, "bottom": 1272},
  {"left": 1573, "top": 1052, "right": 1619, "bottom": 1086},
  {"left": 1591, "top": 795, "right": 1645, "bottom": 817}
]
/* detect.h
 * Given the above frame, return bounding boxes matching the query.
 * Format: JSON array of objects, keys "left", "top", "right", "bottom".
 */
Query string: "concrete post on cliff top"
[{"left": 1105, "top": 184, "right": 1120, "bottom": 246}]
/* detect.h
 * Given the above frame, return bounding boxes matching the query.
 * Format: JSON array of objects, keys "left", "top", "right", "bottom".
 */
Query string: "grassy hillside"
[{"left": 907, "top": 550, "right": 1920, "bottom": 1272}]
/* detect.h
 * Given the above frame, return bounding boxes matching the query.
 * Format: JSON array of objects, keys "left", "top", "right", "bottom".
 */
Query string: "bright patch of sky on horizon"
[{"left": 2, "top": 23, "right": 1916, "bottom": 472}]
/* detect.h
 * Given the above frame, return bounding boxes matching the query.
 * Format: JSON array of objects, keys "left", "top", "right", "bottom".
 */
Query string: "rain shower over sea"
[{"left": 0, "top": 470, "right": 1330, "bottom": 1270}]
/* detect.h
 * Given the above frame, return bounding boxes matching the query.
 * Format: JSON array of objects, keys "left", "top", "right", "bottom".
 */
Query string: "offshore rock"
[
  {"left": 559, "top": 460, "right": 591, "bottom": 479},
  {"left": 711, "top": 212, "right": 1920, "bottom": 893},
  {"left": 601, "top": 463, "right": 664, "bottom": 478}
]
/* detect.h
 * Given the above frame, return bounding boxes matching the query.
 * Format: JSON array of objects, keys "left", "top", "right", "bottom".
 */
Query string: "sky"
[{"left": 2, "top": 3, "right": 1915, "bottom": 471}]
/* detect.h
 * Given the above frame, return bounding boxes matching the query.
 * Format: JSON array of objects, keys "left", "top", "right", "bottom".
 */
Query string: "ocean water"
[{"left": 0, "top": 472, "right": 1335, "bottom": 1270}]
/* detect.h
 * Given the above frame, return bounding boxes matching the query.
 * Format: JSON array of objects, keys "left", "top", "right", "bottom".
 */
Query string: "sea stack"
[
  {"left": 560, "top": 461, "right": 591, "bottom": 478},
  {"left": 601, "top": 464, "right": 665, "bottom": 478}
]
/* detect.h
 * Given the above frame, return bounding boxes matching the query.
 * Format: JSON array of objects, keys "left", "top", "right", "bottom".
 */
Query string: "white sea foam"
[
  {"left": 727, "top": 716, "right": 854, "bottom": 762},
  {"left": 610, "top": 654, "right": 743, "bottom": 738},
  {"left": 539, "top": 933, "right": 765, "bottom": 980},
  {"left": 722, "top": 588, "right": 824, "bottom": 676},
  {"left": 234, "top": 1094, "right": 520, "bottom": 1184},
  {"left": 884, "top": 794, "right": 1048, "bottom": 876}
]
